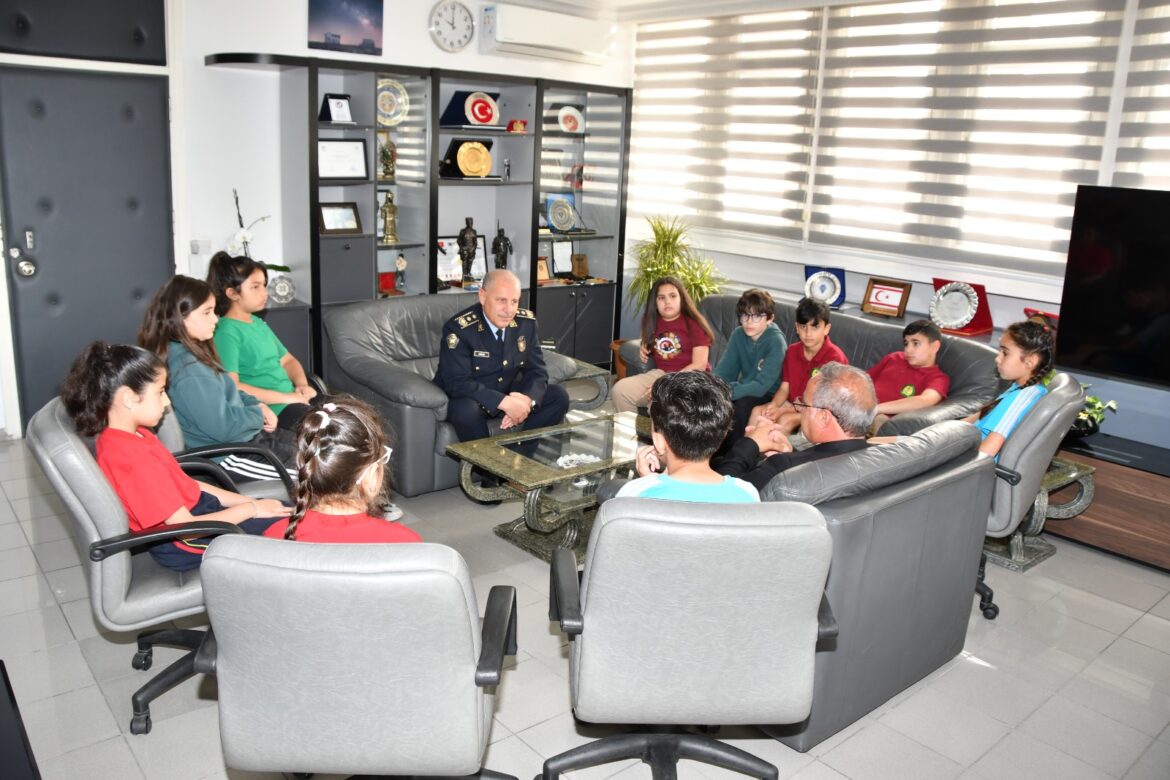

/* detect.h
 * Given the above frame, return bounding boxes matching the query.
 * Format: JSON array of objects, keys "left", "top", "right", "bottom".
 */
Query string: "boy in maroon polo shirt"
[
  {"left": 751, "top": 297, "right": 848, "bottom": 435},
  {"left": 867, "top": 319, "right": 950, "bottom": 433}
]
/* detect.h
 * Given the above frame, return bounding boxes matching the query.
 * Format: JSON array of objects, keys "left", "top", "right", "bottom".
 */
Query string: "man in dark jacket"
[
  {"left": 435, "top": 269, "right": 569, "bottom": 443},
  {"left": 714, "top": 362, "right": 874, "bottom": 491}
]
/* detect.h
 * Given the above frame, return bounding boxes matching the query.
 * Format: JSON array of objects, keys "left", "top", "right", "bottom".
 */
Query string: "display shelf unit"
[{"left": 206, "top": 54, "right": 630, "bottom": 370}]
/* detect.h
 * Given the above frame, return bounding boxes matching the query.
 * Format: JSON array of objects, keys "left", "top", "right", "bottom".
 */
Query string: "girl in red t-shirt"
[
  {"left": 60, "top": 342, "right": 291, "bottom": 571},
  {"left": 612, "top": 276, "right": 715, "bottom": 413},
  {"left": 264, "top": 397, "right": 422, "bottom": 544}
]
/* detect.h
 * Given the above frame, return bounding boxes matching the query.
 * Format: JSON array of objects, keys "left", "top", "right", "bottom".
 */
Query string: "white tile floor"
[{"left": 4, "top": 431, "right": 1170, "bottom": 780}]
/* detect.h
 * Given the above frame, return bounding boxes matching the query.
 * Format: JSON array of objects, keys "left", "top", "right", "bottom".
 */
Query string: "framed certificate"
[
  {"left": 318, "top": 93, "right": 353, "bottom": 123},
  {"left": 317, "top": 139, "right": 368, "bottom": 181},
  {"left": 317, "top": 202, "right": 362, "bottom": 235},
  {"left": 861, "top": 278, "right": 911, "bottom": 318}
]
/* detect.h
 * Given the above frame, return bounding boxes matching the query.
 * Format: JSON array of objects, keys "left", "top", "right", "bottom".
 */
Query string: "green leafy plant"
[
  {"left": 626, "top": 216, "right": 725, "bottom": 312},
  {"left": 1078, "top": 387, "right": 1118, "bottom": 425}
]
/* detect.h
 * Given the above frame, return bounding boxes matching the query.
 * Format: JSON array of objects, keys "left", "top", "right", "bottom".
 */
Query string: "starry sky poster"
[{"left": 308, "top": 0, "right": 384, "bottom": 56}]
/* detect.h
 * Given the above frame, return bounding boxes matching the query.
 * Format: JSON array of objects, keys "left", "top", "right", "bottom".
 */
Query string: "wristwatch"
[{"left": 530, "top": 399, "right": 537, "bottom": 411}]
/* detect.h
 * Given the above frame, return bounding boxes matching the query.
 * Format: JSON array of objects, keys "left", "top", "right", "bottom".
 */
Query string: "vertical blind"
[{"left": 628, "top": 0, "right": 1170, "bottom": 279}]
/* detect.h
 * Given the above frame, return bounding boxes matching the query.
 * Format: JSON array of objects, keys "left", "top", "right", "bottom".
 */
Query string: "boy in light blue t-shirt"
[{"left": 617, "top": 371, "right": 759, "bottom": 503}]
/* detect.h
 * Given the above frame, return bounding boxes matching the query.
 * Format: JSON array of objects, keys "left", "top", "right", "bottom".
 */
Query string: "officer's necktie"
[{"left": 496, "top": 328, "right": 504, "bottom": 349}]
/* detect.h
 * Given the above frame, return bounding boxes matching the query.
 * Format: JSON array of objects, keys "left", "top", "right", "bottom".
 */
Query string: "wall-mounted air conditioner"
[{"left": 480, "top": 4, "right": 612, "bottom": 66}]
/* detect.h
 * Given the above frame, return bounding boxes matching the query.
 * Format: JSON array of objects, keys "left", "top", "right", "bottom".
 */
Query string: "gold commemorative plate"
[
  {"left": 376, "top": 79, "right": 409, "bottom": 127},
  {"left": 456, "top": 141, "right": 492, "bottom": 177}
]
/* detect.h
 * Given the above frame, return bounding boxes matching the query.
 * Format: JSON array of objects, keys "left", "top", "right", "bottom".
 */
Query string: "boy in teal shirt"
[{"left": 713, "top": 288, "right": 785, "bottom": 451}]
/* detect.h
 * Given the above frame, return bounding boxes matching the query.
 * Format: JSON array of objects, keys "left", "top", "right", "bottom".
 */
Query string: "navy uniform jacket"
[{"left": 434, "top": 303, "right": 550, "bottom": 413}]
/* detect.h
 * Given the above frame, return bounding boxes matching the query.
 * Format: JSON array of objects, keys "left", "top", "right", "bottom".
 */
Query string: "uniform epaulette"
[
  {"left": 515, "top": 308, "right": 535, "bottom": 320},
  {"left": 456, "top": 312, "right": 480, "bottom": 329}
]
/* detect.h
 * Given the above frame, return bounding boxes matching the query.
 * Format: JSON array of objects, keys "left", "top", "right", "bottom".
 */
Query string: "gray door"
[{"left": 0, "top": 66, "right": 173, "bottom": 427}]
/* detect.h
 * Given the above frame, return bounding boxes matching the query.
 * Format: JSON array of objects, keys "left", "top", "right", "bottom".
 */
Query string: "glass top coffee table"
[{"left": 446, "top": 412, "right": 646, "bottom": 560}]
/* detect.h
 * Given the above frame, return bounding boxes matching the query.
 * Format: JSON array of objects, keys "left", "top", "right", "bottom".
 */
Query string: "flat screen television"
[{"left": 1056, "top": 184, "right": 1170, "bottom": 390}]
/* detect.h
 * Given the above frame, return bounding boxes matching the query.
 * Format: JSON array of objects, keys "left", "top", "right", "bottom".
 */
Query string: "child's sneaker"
[{"left": 383, "top": 503, "right": 405, "bottom": 522}]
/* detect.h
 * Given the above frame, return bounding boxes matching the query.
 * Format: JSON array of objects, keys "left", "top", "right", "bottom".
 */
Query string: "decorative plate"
[
  {"left": 456, "top": 141, "right": 492, "bottom": 177},
  {"left": 929, "top": 281, "right": 980, "bottom": 329},
  {"left": 376, "top": 79, "right": 410, "bottom": 127},
  {"left": 547, "top": 198, "right": 576, "bottom": 231},
  {"left": 804, "top": 271, "right": 841, "bottom": 304},
  {"left": 267, "top": 274, "right": 296, "bottom": 305},
  {"left": 465, "top": 91, "right": 499, "bottom": 125},
  {"left": 557, "top": 105, "right": 584, "bottom": 133}
]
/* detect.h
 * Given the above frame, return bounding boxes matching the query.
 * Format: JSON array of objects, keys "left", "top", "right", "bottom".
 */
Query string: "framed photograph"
[
  {"left": 317, "top": 139, "right": 368, "bottom": 180},
  {"left": 319, "top": 93, "right": 353, "bottom": 123},
  {"left": 308, "top": 0, "right": 383, "bottom": 56},
  {"left": 317, "top": 202, "right": 363, "bottom": 235},
  {"left": 437, "top": 234, "right": 489, "bottom": 278},
  {"left": 861, "top": 277, "right": 912, "bottom": 318}
]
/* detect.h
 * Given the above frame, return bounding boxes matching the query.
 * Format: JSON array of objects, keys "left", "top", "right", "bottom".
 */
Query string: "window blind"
[
  {"left": 1113, "top": 0, "right": 1170, "bottom": 191},
  {"left": 628, "top": 0, "right": 1170, "bottom": 281},
  {"left": 629, "top": 11, "right": 823, "bottom": 240}
]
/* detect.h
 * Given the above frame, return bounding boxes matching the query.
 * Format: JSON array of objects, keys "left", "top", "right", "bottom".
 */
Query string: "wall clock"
[{"left": 429, "top": 1, "right": 474, "bottom": 52}]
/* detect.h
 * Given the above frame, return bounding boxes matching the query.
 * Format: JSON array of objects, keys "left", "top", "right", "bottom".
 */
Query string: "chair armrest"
[
  {"left": 193, "top": 628, "right": 217, "bottom": 675},
  {"left": 89, "top": 522, "right": 243, "bottom": 561},
  {"left": 549, "top": 547, "right": 583, "bottom": 636},
  {"left": 308, "top": 373, "right": 329, "bottom": 396},
  {"left": 337, "top": 356, "right": 449, "bottom": 409},
  {"left": 475, "top": 585, "right": 517, "bottom": 687},
  {"left": 178, "top": 457, "right": 239, "bottom": 491},
  {"left": 818, "top": 592, "right": 839, "bottom": 641},
  {"left": 175, "top": 443, "right": 295, "bottom": 496},
  {"left": 995, "top": 464, "right": 1022, "bottom": 485}
]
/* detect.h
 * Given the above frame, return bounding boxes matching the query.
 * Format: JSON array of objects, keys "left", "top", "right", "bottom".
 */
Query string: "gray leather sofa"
[
  {"left": 322, "top": 292, "right": 578, "bottom": 497},
  {"left": 622, "top": 294, "right": 1001, "bottom": 435},
  {"left": 759, "top": 420, "right": 995, "bottom": 751}
]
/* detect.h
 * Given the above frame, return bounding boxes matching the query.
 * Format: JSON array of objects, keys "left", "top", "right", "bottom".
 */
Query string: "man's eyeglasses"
[
  {"left": 355, "top": 445, "right": 393, "bottom": 486},
  {"left": 791, "top": 400, "right": 834, "bottom": 417},
  {"left": 739, "top": 313, "right": 768, "bottom": 324}
]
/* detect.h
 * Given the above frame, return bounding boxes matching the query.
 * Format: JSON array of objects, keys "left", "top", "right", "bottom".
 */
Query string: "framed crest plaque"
[
  {"left": 861, "top": 278, "right": 911, "bottom": 318},
  {"left": 803, "top": 266, "right": 846, "bottom": 309}
]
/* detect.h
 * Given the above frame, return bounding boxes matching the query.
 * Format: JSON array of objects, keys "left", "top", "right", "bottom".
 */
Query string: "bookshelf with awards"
[
  {"left": 434, "top": 73, "right": 537, "bottom": 290},
  {"left": 532, "top": 83, "right": 632, "bottom": 363},
  {"left": 205, "top": 54, "right": 631, "bottom": 369}
]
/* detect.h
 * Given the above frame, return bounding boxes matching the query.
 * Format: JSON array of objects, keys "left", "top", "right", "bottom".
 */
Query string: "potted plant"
[
  {"left": 626, "top": 215, "right": 725, "bottom": 312},
  {"left": 1069, "top": 385, "right": 1117, "bottom": 437}
]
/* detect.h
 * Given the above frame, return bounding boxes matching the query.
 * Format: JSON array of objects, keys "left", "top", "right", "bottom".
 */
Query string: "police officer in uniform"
[{"left": 435, "top": 269, "right": 569, "bottom": 445}]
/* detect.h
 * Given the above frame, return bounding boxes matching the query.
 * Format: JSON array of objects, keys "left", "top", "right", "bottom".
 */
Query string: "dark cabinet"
[
  {"left": 319, "top": 236, "right": 375, "bottom": 304},
  {"left": 260, "top": 299, "right": 312, "bottom": 372},
  {"left": 538, "top": 283, "right": 616, "bottom": 365}
]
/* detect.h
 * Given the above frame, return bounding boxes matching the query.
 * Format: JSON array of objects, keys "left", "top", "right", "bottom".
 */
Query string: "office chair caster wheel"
[
  {"left": 982, "top": 604, "right": 999, "bottom": 620},
  {"left": 130, "top": 713, "right": 152, "bottom": 735},
  {"left": 132, "top": 649, "right": 152, "bottom": 670}
]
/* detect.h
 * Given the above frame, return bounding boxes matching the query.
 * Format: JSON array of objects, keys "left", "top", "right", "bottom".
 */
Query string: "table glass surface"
[{"left": 447, "top": 412, "right": 644, "bottom": 490}]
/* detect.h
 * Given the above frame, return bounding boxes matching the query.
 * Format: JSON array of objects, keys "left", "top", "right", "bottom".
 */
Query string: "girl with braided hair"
[
  {"left": 60, "top": 342, "right": 290, "bottom": 572},
  {"left": 263, "top": 397, "right": 421, "bottom": 543},
  {"left": 967, "top": 320, "right": 1056, "bottom": 459}
]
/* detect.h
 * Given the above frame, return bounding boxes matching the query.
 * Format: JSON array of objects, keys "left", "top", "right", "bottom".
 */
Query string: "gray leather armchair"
[
  {"left": 622, "top": 294, "right": 1000, "bottom": 434},
  {"left": 976, "top": 371, "right": 1085, "bottom": 615},
  {"left": 197, "top": 535, "right": 518, "bottom": 778},
  {"left": 322, "top": 293, "right": 579, "bottom": 497},
  {"left": 25, "top": 398, "right": 248, "bottom": 735},
  {"left": 544, "top": 498, "right": 835, "bottom": 779},
  {"left": 759, "top": 420, "right": 995, "bottom": 751}
]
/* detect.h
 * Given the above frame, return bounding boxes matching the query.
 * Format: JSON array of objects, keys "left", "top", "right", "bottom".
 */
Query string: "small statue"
[
  {"left": 491, "top": 227, "right": 513, "bottom": 270},
  {"left": 395, "top": 253, "right": 407, "bottom": 290},
  {"left": 503, "top": 157, "right": 511, "bottom": 181},
  {"left": 379, "top": 137, "right": 396, "bottom": 180},
  {"left": 457, "top": 217, "right": 478, "bottom": 281},
  {"left": 381, "top": 193, "right": 398, "bottom": 244}
]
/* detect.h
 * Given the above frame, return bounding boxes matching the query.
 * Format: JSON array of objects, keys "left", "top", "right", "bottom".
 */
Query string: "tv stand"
[
  {"left": 1048, "top": 435, "right": 1170, "bottom": 571},
  {"left": 1060, "top": 432, "right": 1170, "bottom": 479}
]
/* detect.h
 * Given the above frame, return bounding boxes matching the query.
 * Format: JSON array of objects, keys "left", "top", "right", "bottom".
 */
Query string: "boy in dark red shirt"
[
  {"left": 751, "top": 297, "right": 848, "bottom": 435},
  {"left": 867, "top": 319, "right": 950, "bottom": 433}
]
